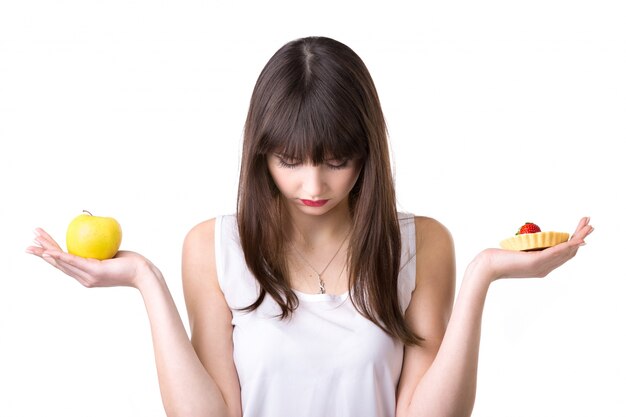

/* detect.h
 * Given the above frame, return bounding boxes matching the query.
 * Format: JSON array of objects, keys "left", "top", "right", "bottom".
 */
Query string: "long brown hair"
[{"left": 237, "top": 36, "right": 421, "bottom": 345}]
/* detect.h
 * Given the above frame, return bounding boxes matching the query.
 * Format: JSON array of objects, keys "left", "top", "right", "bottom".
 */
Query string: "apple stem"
[{"left": 83, "top": 210, "right": 93, "bottom": 216}]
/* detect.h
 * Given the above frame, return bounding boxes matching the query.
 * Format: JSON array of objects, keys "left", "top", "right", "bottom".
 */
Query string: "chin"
[{"left": 301, "top": 202, "right": 345, "bottom": 217}]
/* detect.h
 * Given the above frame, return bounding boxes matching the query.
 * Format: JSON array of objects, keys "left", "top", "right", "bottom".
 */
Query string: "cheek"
[
  {"left": 347, "top": 167, "right": 363, "bottom": 188},
  {"left": 267, "top": 166, "right": 293, "bottom": 194},
  {"left": 336, "top": 168, "right": 362, "bottom": 194}
]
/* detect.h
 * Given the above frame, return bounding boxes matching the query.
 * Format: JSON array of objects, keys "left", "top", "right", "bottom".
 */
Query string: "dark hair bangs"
[{"left": 257, "top": 88, "right": 369, "bottom": 164}]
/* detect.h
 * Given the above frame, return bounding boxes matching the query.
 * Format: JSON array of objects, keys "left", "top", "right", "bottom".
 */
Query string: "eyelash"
[
  {"left": 327, "top": 160, "right": 349, "bottom": 170},
  {"left": 277, "top": 158, "right": 349, "bottom": 170},
  {"left": 277, "top": 158, "right": 300, "bottom": 169}
]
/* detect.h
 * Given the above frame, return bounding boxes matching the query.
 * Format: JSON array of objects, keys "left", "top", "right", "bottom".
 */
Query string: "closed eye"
[
  {"left": 275, "top": 154, "right": 302, "bottom": 169},
  {"left": 326, "top": 159, "right": 350, "bottom": 170}
]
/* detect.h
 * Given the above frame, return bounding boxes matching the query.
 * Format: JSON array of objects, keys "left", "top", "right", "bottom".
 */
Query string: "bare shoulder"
[
  {"left": 182, "top": 218, "right": 221, "bottom": 315},
  {"left": 183, "top": 219, "right": 216, "bottom": 261},
  {"left": 413, "top": 216, "right": 455, "bottom": 274},
  {"left": 182, "top": 218, "right": 219, "bottom": 276},
  {"left": 413, "top": 216, "right": 454, "bottom": 252}
]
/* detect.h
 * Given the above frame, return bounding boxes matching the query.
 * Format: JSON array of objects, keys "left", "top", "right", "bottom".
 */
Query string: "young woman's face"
[{"left": 267, "top": 153, "right": 362, "bottom": 216}]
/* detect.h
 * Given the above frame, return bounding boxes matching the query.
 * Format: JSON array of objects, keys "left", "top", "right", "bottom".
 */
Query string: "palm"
[{"left": 27, "top": 228, "right": 153, "bottom": 288}]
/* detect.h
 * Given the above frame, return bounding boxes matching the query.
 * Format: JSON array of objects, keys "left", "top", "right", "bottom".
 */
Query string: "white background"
[{"left": 1, "top": 1, "right": 625, "bottom": 416}]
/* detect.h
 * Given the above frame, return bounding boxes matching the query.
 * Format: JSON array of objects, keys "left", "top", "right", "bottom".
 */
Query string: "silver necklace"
[{"left": 291, "top": 231, "right": 350, "bottom": 294}]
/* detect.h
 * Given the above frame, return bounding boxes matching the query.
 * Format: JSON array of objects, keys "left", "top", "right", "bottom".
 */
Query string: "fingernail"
[
  {"left": 579, "top": 241, "right": 586, "bottom": 246},
  {"left": 42, "top": 253, "right": 52, "bottom": 258},
  {"left": 33, "top": 229, "right": 41, "bottom": 237}
]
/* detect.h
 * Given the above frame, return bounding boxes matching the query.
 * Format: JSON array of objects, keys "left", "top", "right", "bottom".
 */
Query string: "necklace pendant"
[{"left": 291, "top": 231, "right": 350, "bottom": 296}]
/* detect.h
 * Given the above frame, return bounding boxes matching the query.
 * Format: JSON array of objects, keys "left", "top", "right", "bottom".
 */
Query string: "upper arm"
[
  {"left": 396, "top": 216, "right": 456, "bottom": 409},
  {"left": 182, "top": 219, "right": 242, "bottom": 417}
]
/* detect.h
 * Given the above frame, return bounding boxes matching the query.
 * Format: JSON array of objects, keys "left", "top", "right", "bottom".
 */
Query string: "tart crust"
[{"left": 500, "top": 231, "right": 570, "bottom": 251}]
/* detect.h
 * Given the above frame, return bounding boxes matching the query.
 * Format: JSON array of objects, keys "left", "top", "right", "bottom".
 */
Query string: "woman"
[{"left": 26, "top": 36, "right": 593, "bottom": 417}]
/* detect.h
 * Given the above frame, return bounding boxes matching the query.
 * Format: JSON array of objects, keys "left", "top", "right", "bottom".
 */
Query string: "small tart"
[{"left": 500, "top": 231, "right": 570, "bottom": 251}]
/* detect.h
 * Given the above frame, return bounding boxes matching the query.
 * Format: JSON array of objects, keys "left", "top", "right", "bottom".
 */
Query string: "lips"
[{"left": 300, "top": 199, "right": 329, "bottom": 207}]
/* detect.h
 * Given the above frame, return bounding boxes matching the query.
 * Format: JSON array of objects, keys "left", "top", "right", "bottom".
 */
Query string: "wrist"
[
  {"left": 133, "top": 259, "right": 164, "bottom": 292},
  {"left": 465, "top": 250, "right": 499, "bottom": 286}
]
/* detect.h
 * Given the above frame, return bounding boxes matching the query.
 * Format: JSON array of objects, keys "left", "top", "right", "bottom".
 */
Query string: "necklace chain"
[{"left": 291, "top": 231, "right": 350, "bottom": 294}]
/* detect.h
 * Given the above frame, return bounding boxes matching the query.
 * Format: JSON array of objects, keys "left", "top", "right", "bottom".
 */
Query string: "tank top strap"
[
  {"left": 397, "top": 212, "right": 417, "bottom": 313},
  {"left": 214, "top": 214, "right": 260, "bottom": 312}
]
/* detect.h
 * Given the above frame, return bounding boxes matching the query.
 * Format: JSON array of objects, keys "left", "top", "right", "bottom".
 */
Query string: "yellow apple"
[{"left": 66, "top": 211, "right": 122, "bottom": 260}]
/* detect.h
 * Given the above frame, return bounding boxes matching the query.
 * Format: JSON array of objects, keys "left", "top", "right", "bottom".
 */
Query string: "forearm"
[
  {"left": 403, "top": 257, "right": 492, "bottom": 417},
  {"left": 136, "top": 266, "right": 229, "bottom": 417}
]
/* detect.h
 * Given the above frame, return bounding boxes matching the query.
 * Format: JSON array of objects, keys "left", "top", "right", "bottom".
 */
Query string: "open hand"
[
  {"left": 26, "top": 228, "right": 158, "bottom": 289},
  {"left": 477, "top": 217, "right": 594, "bottom": 281}
]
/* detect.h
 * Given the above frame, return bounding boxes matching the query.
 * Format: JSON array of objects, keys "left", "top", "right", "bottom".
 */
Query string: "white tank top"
[{"left": 214, "top": 213, "right": 416, "bottom": 417}]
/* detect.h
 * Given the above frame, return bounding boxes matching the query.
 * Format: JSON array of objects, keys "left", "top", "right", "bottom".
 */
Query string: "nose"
[{"left": 301, "top": 165, "right": 326, "bottom": 198}]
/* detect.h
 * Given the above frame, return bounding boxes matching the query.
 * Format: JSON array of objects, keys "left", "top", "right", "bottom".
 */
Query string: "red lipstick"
[{"left": 300, "top": 199, "right": 329, "bottom": 207}]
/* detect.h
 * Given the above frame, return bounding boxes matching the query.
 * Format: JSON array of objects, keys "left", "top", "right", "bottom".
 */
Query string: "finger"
[
  {"left": 35, "top": 229, "right": 61, "bottom": 250},
  {"left": 42, "top": 251, "right": 98, "bottom": 286},
  {"left": 570, "top": 217, "right": 592, "bottom": 244},
  {"left": 26, "top": 244, "right": 67, "bottom": 265},
  {"left": 572, "top": 217, "right": 589, "bottom": 235},
  {"left": 40, "top": 251, "right": 61, "bottom": 268},
  {"left": 49, "top": 250, "right": 103, "bottom": 276},
  {"left": 578, "top": 224, "right": 594, "bottom": 245},
  {"left": 27, "top": 235, "right": 43, "bottom": 249},
  {"left": 33, "top": 228, "right": 63, "bottom": 251},
  {"left": 25, "top": 244, "right": 45, "bottom": 256},
  {"left": 570, "top": 217, "right": 589, "bottom": 240}
]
